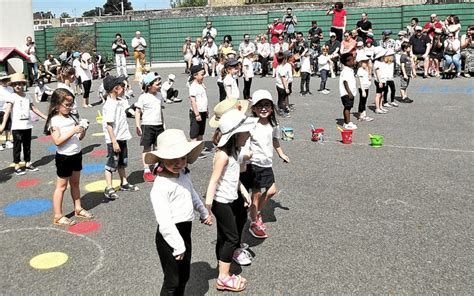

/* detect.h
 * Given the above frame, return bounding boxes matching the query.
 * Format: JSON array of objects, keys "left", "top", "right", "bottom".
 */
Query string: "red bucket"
[
  {"left": 341, "top": 129, "right": 353, "bottom": 144},
  {"left": 311, "top": 128, "right": 325, "bottom": 142}
]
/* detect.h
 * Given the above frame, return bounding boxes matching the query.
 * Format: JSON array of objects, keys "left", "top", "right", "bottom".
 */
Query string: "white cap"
[
  {"left": 430, "top": 13, "right": 437, "bottom": 18},
  {"left": 356, "top": 41, "right": 364, "bottom": 47},
  {"left": 415, "top": 26, "right": 423, "bottom": 31},
  {"left": 251, "top": 89, "right": 273, "bottom": 106},
  {"left": 168, "top": 74, "right": 176, "bottom": 81},
  {"left": 329, "top": 32, "right": 336, "bottom": 37}
]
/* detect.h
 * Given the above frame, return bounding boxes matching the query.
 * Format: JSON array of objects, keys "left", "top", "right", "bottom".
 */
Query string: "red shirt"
[
  {"left": 423, "top": 21, "right": 443, "bottom": 39},
  {"left": 332, "top": 9, "right": 346, "bottom": 28},
  {"left": 270, "top": 23, "right": 285, "bottom": 44}
]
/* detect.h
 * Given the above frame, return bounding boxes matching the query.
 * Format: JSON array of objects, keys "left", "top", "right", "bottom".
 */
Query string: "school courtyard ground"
[{"left": 0, "top": 69, "right": 472, "bottom": 295}]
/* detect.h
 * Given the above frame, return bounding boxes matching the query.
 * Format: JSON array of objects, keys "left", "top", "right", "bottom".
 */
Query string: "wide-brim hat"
[
  {"left": 8, "top": 73, "right": 27, "bottom": 84},
  {"left": 0, "top": 72, "right": 11, "bottom": 81},
  {"left": 373, "top": 47, "right": 387, "bottom": 59},
  {"left": 385, "top": 48, "right": 395, "bottom": 56},
  {"left": 251, "top": 89, "right": 273, "bottom": 106},
  {"left": 356, "top": 53, "right": 370, "bottom": 62},
  {"left": 217, "top": 109, "right": 258, "bottom": 147},
  {"left": 145, "top": 129, "right": 204, "bottom": 165},
  {"left": 209, "top": 98, "right": 249, "bottom": 128}
]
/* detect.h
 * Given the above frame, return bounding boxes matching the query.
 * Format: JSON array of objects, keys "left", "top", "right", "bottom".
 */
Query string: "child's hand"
[
  {"left": 404, "top": 75, "right": 409, "bottom": 80},
  {"left": 73, "top": 126, "right": 84, "bottom": 134},
  {"left": 136, "top": 126, "right": 142, "bottom": 136},
  {"left": 112, "top": 142, "right": 121, "bottom": 153},
  {"left": 280, "top": 154, "right": 290, "bottom": 163},
  {"left": 201, "top": 215, "right": 213, "bottom": 226},
  {"left": 361, "top": 90, "right": 366, "bottom": 98}
]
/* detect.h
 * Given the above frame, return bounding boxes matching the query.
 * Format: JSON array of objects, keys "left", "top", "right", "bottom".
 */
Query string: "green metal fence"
[{"left": 34, "top": 3, "right": 474, "bottom": 63}]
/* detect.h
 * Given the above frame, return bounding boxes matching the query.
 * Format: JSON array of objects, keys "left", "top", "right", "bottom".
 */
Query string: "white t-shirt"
[
  {"left": 50, "top": 115, "right": 81, "bottom": 155},
  {"left": 0, "top": 86, "right": 13, "bottom": 112},
  {"left": 189, "top": 81, "right": 208, "bottom": 112},
  {"left": 214, "top": 155, "right": 240, "bottom": 204},
  {"left": 161, "top": 80, "right": 173, "bottom": 99},
  {"left": 373, "top": 60, "right": 383, "bottom": 82},
  {"left": 135, "top": 92, "right": 163, "bottom": 125},
  {"left": 44, "top": 58, "right": 60, "bottom": 70},
  {"left": 356, "top": 67, "right": 371, "bottom": 90},
  {"left": 284, "top": 63, "right": 293, "bottom": 83},
  {"left": 150, "top": 171, "right": 208, "bottom": 256},
  {"left": 339, "top": 66, "right": 357, "bottom": 97},
  {"left": 73, "top": 59, "right": 92, "bottom": 82},
  {"left": 382, "top": 62, "right": 394, "bottom": 81},
  {"left": 275, "top": 64, "right": 290, "bottom": 89},
  {"left": 242, "top": 57, "right": 254, "bottom": 79},
  {"left": 300, "top": 55, "right": 311, "bottom": 73},
  {"left": 24, "top": 44, "right": 37, "bottom": 63},
  {"left": 7, "top": 93, "right": 33, "bottom": 130},
  {"left": 34, "top": 85, "right": 53, "bottom": 99},
  {"left": 318, "top": 55, "right": 330, "bottom": 71},
  {"left": 223, "top": 75, "right": 239, "bottom": 99},
  {"left": 216, "top": 63, "right": 224, "bottom": 83},
  {"left": 102, "top": 97, "right": 132, "bottom": 143},
  {"left": 249, "top": 122, "right": 280, "bottom": 168}
]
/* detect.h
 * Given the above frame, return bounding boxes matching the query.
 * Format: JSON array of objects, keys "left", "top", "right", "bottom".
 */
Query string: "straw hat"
[
  {"left": 209, "top": 98, "right": 249, "bottom": 128},
  {"left": 0, "top": 72, "right": 11, "bottom": 81},
  {"left": 373, "top": 47, "right": 387, "bottom": 60},
  {"left": 251, "top": 89, "right": 273, "bottom": 106},
  {"left": 144, "top": 129, "right": 204, "bottom": 165},
  {"left": 217, "top": 109, "right": 258, "bottom": 147},
  {"left": 8, "top": 73, "right": 27, "bottom": 84}
]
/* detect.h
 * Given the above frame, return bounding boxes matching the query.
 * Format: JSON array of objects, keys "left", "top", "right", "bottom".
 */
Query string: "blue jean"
[{"left": 444, "top": 53, "right": 461, "bottom": 73}]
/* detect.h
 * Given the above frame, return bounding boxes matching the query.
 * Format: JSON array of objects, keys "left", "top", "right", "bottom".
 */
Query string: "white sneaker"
[
  {"left": 380, "top": 107, "right": 389, "bottom": 112},
  {"left": 172, "top": 97, "right": 182, "bottom": 103},
  {"left": 375, "top": 108, "right": 387, "bottom": 114},
  {"left": 390, "top": 101, "right": 399, "bottom": 107},
  {"left": 232, "top": 248, "right": 252, "bottom": 266},
  {"left": 322, "top": 89, "right": 330, "bottom": 95},
  {"left": 0, "top": 145, "right": 4, "bottom": 151},
  {"left": 343, "top": 122, "right": 357, "bottom": 130},
  {"left": 382, "top": 103, "right": 392, "bottom": 108},
  {"left": 5, "top": 141, "right": 13, "bottom": 149}
]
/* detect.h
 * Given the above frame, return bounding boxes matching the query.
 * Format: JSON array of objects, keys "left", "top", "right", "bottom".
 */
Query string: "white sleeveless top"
[{"left": 214, "top": 154, "right": 240, "bottom": 204}]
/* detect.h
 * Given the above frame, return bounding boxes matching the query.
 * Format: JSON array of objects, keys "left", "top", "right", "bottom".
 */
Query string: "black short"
[
  {"left": 240, "top": 164, "right": 275, "bottom": 191},
  {"left": 0, "top": 111, "right": 12, "bottom": 131},
  {"left": 55, "top": 152, "right": 82, "bottom": 178},
  {"left": 340, "top": 95, "right": 354, "bottom": 109},
  {"left": 375, "top": 81, "right": 386, "bottom": 94},
  {"left": 105, "top": 140, "right": 128, "bottom": 172},
  {"left": 140, "top": 125, "right": 164, "bottom": 148},
  {"left": 189, "top": 110, "right": 207, "bottom": 139}
]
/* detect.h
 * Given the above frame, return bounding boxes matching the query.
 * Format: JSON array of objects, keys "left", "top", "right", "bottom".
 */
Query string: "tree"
[
  {"left": 55, "top": 27, "right": 95, "bottom": 55},
  {"left": 60, "top": 12, "right": 71, "bottom": 18},
  {"left": 103, "top": 0, "right": 133, "bottom": 15},
  {"left": 175, "top": 0, "right": 206, "bottom": 8},
  {"left": 82, "top": 7, "right": 104, "bottom": 17}
]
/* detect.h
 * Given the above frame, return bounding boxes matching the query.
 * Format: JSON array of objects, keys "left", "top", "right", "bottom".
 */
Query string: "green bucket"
[{"left": 370, "top": 134, "right": 384, "bottom": 147}]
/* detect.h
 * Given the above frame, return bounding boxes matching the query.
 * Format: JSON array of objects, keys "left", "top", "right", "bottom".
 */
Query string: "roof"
[{"left": 0, "top": 47, "right": 30, "bottom": 63}]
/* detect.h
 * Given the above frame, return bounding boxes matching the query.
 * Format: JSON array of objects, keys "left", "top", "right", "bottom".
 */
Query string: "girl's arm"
[
  {"left": 224, "top": 77, "right": 233, "bottom": 97},
  {"left": 205, "top": 151, "right": 229, "bottom": 211},
  {"left": 273, "top": 138, "right": 290, "bottom": 163},
  {"left": 239, "top": 182, "right": 251, "bottom": 206},
  {"left": 134, "top": 107, "right": 142, "bottom": 136},
  {"left": 30, "top": 104, "right": 47, "bottom": 120},
  {"left": 190, "top": 182, "right": 212, "bottom": 225},
  {"left": 50, "top": 124, "right": 84, "bottom": 146},
  {"left": 0, "top": 103, "right": 12, "bottom": 133}
]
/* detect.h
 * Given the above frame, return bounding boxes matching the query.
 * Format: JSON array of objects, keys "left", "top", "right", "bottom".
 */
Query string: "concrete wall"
[{"left": 0, "top": 0, "right": 34, "bottom": 48}]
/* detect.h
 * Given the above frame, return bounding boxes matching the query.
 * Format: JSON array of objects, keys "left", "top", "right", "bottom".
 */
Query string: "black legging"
[
  {"left": 212, "top": 200, "right": 242, "bottom": 263},
  {"left": 383, "top": 80, "right": 396, "bottom": 103},
  {"left": 12, "top": 129, "right": 32, "bottom": 164},
  {"left": 217, "top": 82, "right": 226, "bottom": 101},
  {"left": 320, "top": 69, "right": 329, "bottom": 90},
  {"left": 259, "top": 55, "right": 269, "bottom": 76},
  {"left": 82, "top": 79, "right": 92, "bottom": 99},
  {"left": 243, "top": 78, "right": 252, "bottom": 100},
  {"left": 358, "top": 88, "right": 369, "bottom": 113}
]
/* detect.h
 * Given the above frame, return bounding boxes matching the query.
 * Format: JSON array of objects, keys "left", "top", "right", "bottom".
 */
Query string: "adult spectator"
[
  {"left": 356, "top": 12, "right": 372, "bottom": 42},
  {"left": 326, "top": 2, "right": 346, "bottom": 42},
  {"left": 283, "top": 7, "right": 298, "bottom": 42},
  {"left": 366, "top": 32, "right": 378, "bottom": 46},
  {"left": 409, "top": 26, "right": 432, "bottom": 78},
  {"left": 202, "top": 21, "right": 217, "bottom": 40},
  {"left": 257, "top": 35, "right": 271, "bottom": 77},
  {"left": 131, "top": 31, "right": 147, "bottom": 74},
  {"left": 325, "top": 32, "right": 341, "bottom": 77},
  {"left": 460, "top": 25, "right": 474, "bottom": 77},
  {"left": 238, "top": 34, "right": 256, "bottom": 59},
  {"left": 112, "top": 33, "right": 128, "bottom": 77},
  {"left": 340, "top": 31, "right": 357, "bottom": 56},
  {"left": 182, "top": 37, "right": 193, "bottom": 74},
  {"left": 445, "top": 15, "right": 461, "bottom": 40},
  {"left": 272, "top": 35, "right": 289, "bottom": 76},
  {"left": 380, "top": 30, "right": 396, "bottom": 50},
  {"left": 430, "top": 29, "right": 445, "bottom": 77},
  {"left": 364, "top": 38, "right": 375, "bottom": 60},
  {"left": 219, "top": 35, "right": 233, "bottom": 56},
  {"left": 395, "top": 31, "right": 409, "bottom": 64},
  {"left": 443, "top": 32, "right": 462, "bottom": 77},
  {"left": 291, "top": 32, "right": 308, "bottom": 55},
  {"left": 268, "top": 18, "right": 285, "bottom": 45},
  {"left": 204, "top": 37, "right": 218, "bottom": 77},
  {"left": 43, "top": 54, "right": 60, "bottom": 83},
  {"left": 24, "top": 36, "right": 38, "bottom": 87},
  {"left": 191, "top": 38, "right": 205, "bottom": 66},
  {"left": 308, "top": 21, "right": 323, "bottom": 46},
  {"left": 406, "top": 17, "right": 419, "bottom": 38},
  {"left": 351, "top": 29, "right": 363, "bottom": 43},
  {"left": 423, "top": 14, "right": 444, "bottom": 40}
]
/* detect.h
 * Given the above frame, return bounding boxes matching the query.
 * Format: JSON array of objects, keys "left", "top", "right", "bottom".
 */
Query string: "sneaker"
[
  {"left": 402, "top": 97, "right": 413, "bottom": 103},
  {"left": 172, "top": 97, "right": 182, "bottom": 103},
  {"left": 198, "top": 153, "right": 207, "bottom": 159},
  {"left": 240, "top": 242, "right": 249, "bottom": 250},
  {"left": 5, "top": 141, "right": 13, "bottom": 149},
  {"left": 390, "top": 101, "right": 399, "bottom": 107},
  {"left": 25, "top": 164, "right": 39, "bottom": 172},
  {"left": 360, "top": 116, "right": 374, "bottom": 122},
  {"left": 104, "top": 187, "right": 119, "bottom": 199},
  {"left": 120, "top": 183, "right": 139, "bottom": 191},
  {"left": 322, "top": 89, "right": 330, "bottom": 95},
  {"left": 232, "top": 248, "right": 252, "bottom": 266},
  {"left": 256, "top": 213, "right": 266, "bottom": 230},
  {"left": 249, "top": 222, "right": 268, "bottom": 238},
  {"left": 343, "top": 122, "right": 357, "bottom": 130},
  {"left": 307, "top": 91, "right": 313, "bottom": 95},
  {"left": 375, "top": 108, "right": 387, "bottom": 114},
  {"left": 382, "top": 103, "right": 392, "bottom": 108},
  {"left": 0, "top": 145, "right": 3, "bottom": 151},
  {"left": 143, "top": 171, "right": 155, "bottom": 182},
  {"left": 283, "top": 112, "right": 291, "bottom": 118},
  {"left": 464, "top": 73, "right": 471, "bottom": 78},
  {"left": 380, "top": 107, "right": 389, "bottom": 112},
  {"left": 15, "top": 168, "right": 25, "bottom": 176}
]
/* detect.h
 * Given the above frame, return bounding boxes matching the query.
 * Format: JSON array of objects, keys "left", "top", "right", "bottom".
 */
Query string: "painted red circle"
[
  {"left": 68, "top": 221, "right": 101, "bottom": 234},
  {"left": 16, "top": 179, "right": 40, "bottom": 188},
  {"left": 90, "top": 149, "right": 107, "bottom": 157},
  {"left": 37, "top": 135, "right": 52, "bottom": 142}
]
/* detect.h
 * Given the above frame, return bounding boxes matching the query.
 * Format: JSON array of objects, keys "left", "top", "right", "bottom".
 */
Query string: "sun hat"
[
  {"left": 0, "top": 72, "right": 10, "bottom": 81},
  {"left": 385, "top": 48, "right": 395, "bottom": 56},
  {"left": 81, "top": 52, "right": 91, "bottom": 61},
  {"left": 415, "top": 25, "right": 423, "bottom": 31},
  {"left": 145, "top": 129, "right": 204, "bottom": 165},
  {"left": 356, "top": 41, "right": 364, "bottom": 47},
  {"left": 430, "top": 13, "right": 437, "bottom": 18},
  {"left": 367, "top": 32, "right": 374, "bottom": 37},
  {"left": 185, "top": 37, "right": 191, "bottom": 41},
  {"left": 242, "top": 49, "right": 253, "bottom": 57},
  {"left": 224, "top": 59, "right": 239, "bottom": 68},
  {"left": 8, "top": 73, "right": 27, "bottom": 84},
  {"left": 103, "top": 74, "right": 127, "bottom": 92},
  {"left": 398, "top": 30, "right": 407, "bottom": 36},
  {"left": 251, "top": 89, "right": 273, "bottom": 106},
  {"left": 356, "top": 53, "right": 370, "bottom": 62},
  {"left": 217, "top": 109, "right": 258, "bottom": 147},
  {"left": 329, "top": 32, "right": 336, "bottom": 37},
  {"left": 190, "top": 65, "right": 204, "bottom": 76},
  {"left": 209, "top": 98, "right": 249, "bottom": 128},
  {"left": 141, "top": 72, "right": 161, "bottom": 88},
  {"left": 373, "top": 47, "right": 387, "bottom": 60},
  {"left": 72, "top": 51, "right": 80, "bottom": 58},
  {"left": 168, "top": 74, "right": 176, "bottom": 81}
]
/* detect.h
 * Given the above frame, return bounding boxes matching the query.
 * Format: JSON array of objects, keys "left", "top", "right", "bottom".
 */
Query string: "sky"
[{"left": 32, "top": 0, "right": 170, "bottom": 17}]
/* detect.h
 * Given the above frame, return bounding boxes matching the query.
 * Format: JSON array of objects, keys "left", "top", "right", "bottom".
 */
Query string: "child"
[
  {"left": 102, "top": 74, "right": 139, "bottom": 199},
  {"left": 205, "top": 109, "right": 256, "bottom": 292},
  {"left": 0, "top": 73, "right": 13, "bottom": 151},
  {"left": 399, "top": 42, "right": 415, "bottom": 103},
  {"left": 339, "top": 53, "right": 358, "bottom": 130},
  {"left": 275, "top": 53, "right": 291, "bottom": 118},
  {"left": 135, "top": 72, "right": 165, "bottom": 183},
  {"left": 241, "top": 89, "right": 290, "bottom": 239},
  {"left": 382, "top": 49, "right": 399, "bottom": 108},
  {"left": 79, "top": 53, "right": 93, "bottom": 108},
  {"left": 34, "top": 78, "right": 53, "bottom": 102},
  {"left": 317, "top": 46, "right": 331, "bottom": 94},
  {"left": 300, "top": 49, "right": 312, "bottom": 96},
  {"left": 373, "top": 48, "right": 388, "bottom": 114},
  {"left": 161, "top": 74, "right": 181, "bottom": 104},
  {"left": 223, "top": 59, "right": 240, "bottom": 99},
  {"left": 188, "top": 65, "right": 209, "bottom": 147},
  {"left": 216, "top": 54, "right": 226, "bottom": 101},
  {"left": 146, "top": 129, "right": 212, "bottom": 295},
  {"left": 0, "top": 73, "right": 47, "bottom": 175},
  {"left": 242, "top": 51, "right": 254, "bottom": 100},
  {"left": 45, "top": 88, "right": 93, "bottom": 226},
  {"left": 355, "top": 53, "right": 374, "bottom": 122}
]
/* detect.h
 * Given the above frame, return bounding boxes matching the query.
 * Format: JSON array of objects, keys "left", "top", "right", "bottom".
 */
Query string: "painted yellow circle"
[
  {"left": 92, "top": 132, "right": 105, "bottom": 137},
  {"left": 9, "top": 161, "right": 26, "bottom": 168},
  {"left": 29, "top": 252, "right": 68, "bottom": 269},
  {"left": 84, "top": 180, "right": 121, "bottom": 192}
]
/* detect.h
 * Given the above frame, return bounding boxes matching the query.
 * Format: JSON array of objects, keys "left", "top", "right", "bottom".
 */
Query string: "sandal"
[
  {"left": 53, "top": 216, "right": 76, "bottom": 226},
  {"left": 216, "top": 274, "right": 247, "bottom": 292},
  {"left": 75, "top": 208, "right": 94, "bottom": 219}
]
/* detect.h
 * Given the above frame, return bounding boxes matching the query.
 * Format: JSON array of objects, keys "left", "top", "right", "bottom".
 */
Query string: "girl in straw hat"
[
  {"left": 0, "top": 73, "right": 47, "bottom": 175},
  {"left": 205, "top": 109, "right": 257, "bottom": 292},
  {"left": 145, "top": 129, "right": 212, "bottom": 295}
]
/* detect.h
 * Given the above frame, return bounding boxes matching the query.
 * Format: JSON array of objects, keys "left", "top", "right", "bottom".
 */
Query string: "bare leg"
[{"left": 53, "top": 176, "right": 69, "bottom": 219}]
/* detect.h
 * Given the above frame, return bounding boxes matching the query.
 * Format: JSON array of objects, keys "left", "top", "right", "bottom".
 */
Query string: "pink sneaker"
[
  {"left": 256, "top": 213, "right": 266, "bottom": 230},
  {"left": 143, "top": 171, "right": 155, "bottom": 182},
  {"left": 249, "top": 222, "right": 268, "bottom": 239}
]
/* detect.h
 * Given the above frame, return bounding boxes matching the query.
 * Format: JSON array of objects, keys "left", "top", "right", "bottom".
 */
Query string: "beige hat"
[
  {"left": 373, "top": 47, "right": 387, "bottom": 60},
  {"left": 0, "top": 72, "right": 11, "bottom": 81},
  {"left": 209, "top": 98, "right": 249, "bottom": 128},
  {"left": 217, "top": 109, "right": 258, "bottom": 147},
  {"left": 145, "top": 129, "right": 204, "bottom": 165},
  {"left": 8, "top": 73, "right": 27, "bottom": 84}
]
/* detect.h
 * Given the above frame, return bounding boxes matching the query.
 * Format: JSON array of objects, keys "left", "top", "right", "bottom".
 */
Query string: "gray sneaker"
[{"left": 104, "top": 187, "right": 119, "bottom": 199}]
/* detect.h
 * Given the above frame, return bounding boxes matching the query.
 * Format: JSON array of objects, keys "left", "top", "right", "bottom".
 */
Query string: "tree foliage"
[
  {"left": 60, "top": 12, "right": 71, "bottom": 18},
  {"left": 82, "top": 7, "right": 104, "bottom": 17},
  {"left": 103, "top": 0, "right": 133, "bottom": 15},
  {"left": 175, "top": 0, "right": 207, "bottom": 8},
  {"left": 54, "top": 27, "right": 96, "bottom": 54}
]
